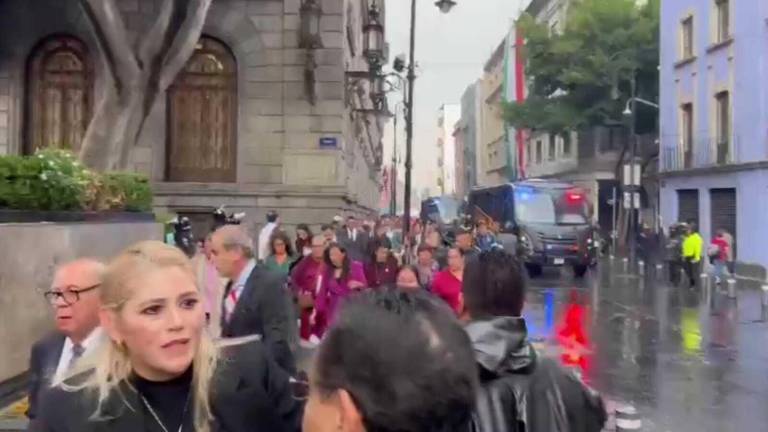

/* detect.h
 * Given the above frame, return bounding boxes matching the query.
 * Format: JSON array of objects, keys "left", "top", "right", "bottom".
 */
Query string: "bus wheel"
[
  {"left": 525, "top": 263, "right": 543, "bottom": 278},
  {"left": 573, "top": 264, "right": 589, "bottom": 278}
]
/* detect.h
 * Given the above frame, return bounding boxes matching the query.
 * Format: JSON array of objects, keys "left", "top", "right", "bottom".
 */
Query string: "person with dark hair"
[
  {"left": 320, "top": 224, "right": 337, "bottom": 245},
  {"left": 415, "top": 244, "right": 438, "bottom": 290},
  {"left": 302, "top": 289, "right": 478, "bottom": 432},
  {"left": 258, "top": 211, "right": 281, "bottom": 262},
  {"left": 475, "top": 220, "right": 498, "bottom": 252},
  {"left": 395, "top": 265, "right": 423, "bottom": 292},
  {"left": 455, "top": 227, "right": 480, "bottom": 263},
  {"left": 290, "top": 235, "right": 328, "bottom": 345},
  {"left": 336, "top": 216, "right": 369, "bottom": 264},
  {"left": 295, "top": 224, "right": 313, "bottom": 257},
  {"left": 313, "top": 243, "right": 367, "bottom": 337},
  {"left": 431, "top": 247, "right": 465, "bottom": 315},
  {"left": 463, "top": 249, "right": 606, "bottom": 432},
  {"left": 364, "top": 240, "right": 399, "bottom": 288},
  {"left": 264, "top": 230, "right": 296, "bottom": 276}
]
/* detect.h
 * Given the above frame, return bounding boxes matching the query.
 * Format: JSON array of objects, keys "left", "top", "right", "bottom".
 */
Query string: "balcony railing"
[{"left": 661, "top": 136, "right": 740, "bottom": 172}]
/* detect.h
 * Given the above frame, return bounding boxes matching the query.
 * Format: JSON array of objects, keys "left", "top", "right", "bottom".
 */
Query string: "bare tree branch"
[
  {"left": 79, "top": 0, "right": 140, "bottom": 87},
  {"left": 158, "top": 0, "right": 212, "bottom": 90},
  {"left": 138, "top": 0, "right": 177, "bottom": 66}
]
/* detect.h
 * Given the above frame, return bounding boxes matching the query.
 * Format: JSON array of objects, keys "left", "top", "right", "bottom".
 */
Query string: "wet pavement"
[{"left": 526, "top": 259, "right": 768, "bottom": 432}]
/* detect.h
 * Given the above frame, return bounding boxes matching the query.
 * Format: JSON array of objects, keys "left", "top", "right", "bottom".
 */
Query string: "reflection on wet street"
[{"left": 525, "top": 260, "right": 768, "bottom": 431}]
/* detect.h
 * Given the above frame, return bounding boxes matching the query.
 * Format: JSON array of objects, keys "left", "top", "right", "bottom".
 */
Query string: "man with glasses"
[{"left": 27, "top": 259, "right": 106, "bottom": 424}]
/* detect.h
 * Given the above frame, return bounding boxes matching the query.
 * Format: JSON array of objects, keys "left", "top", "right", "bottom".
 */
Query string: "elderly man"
[
  {"left": 210, "top": 225, "right": 296, "bottom": 374},
  {"left": 27, "top": 259, "right": 106, "bottom": 423}
]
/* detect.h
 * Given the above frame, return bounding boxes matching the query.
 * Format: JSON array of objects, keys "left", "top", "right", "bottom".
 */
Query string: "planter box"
[{"left": 0, "top": 209, "right": 154, "bottom": 224}]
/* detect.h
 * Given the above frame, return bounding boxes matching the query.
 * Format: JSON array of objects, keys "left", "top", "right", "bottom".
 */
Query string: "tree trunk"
[
  {"left": 79, "top": 85, "right": 148, "bottom": 171},
  {"left": 77, "top": 0, "right": 211, "bottom": 171}
]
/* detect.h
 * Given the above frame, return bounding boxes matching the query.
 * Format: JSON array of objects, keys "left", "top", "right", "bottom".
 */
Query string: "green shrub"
[{"left": 0, "top": 149, "right": 153, "bottom": 212}]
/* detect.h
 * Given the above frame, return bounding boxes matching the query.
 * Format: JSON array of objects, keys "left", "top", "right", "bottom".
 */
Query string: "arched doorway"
[
  {"left": 26, "top": 35, "right": 93, "bottom": 154},
  {"left": 167, "top": 36, "right": 237, "bottom": 182}
]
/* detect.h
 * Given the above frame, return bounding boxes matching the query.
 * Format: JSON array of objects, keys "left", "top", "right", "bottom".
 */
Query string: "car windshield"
[
  {"left": 424, "top": 198, "right": 460, "bottom": 224},
  {"left": 514, "top": 188, "right": 588, "bottom": 225}
]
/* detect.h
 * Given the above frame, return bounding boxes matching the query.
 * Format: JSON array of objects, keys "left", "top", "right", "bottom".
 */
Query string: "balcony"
[{"left": 661, "top": 136, "right": 740, "bottom": 172}]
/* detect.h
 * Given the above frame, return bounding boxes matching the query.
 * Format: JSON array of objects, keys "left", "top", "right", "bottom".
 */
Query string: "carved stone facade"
[{"left": 0, "top": 0, "right": 386, "bottom": 233}]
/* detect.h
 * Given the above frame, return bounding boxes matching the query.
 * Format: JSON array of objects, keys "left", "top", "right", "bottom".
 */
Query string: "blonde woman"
[{"left": 35, "top": 241, "right": 302, "bottom": 432}]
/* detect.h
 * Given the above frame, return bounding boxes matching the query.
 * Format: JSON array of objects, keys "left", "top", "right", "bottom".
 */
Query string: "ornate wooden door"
[
  {"left": 27, "top": 36, "right": 92, "bottom": 154},
  {"left": 167, "top": 37, "right": 237, "bottom": 182}
]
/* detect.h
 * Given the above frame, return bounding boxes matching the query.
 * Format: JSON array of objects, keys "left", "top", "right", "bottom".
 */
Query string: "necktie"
[
  {"left": 224, "top": 283, "right": 240, "bottom": 322},
  {"left": 69, "top": 343, "right": 85, "bottom": 370}
]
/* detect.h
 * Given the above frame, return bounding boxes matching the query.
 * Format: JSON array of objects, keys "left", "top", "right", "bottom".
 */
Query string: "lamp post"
[
  {"left": 622, "top": 91, "right": 659, "bottom": 270},
  {"left": 401, "top": 0, "right": 457, "bottom": 246},
  {"left": 390, "top": 102, "right": 405, "bottom": 216}
]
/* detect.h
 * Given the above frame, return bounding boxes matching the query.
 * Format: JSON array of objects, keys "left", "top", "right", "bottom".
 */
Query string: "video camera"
[{"left": 212, "top": 205, "right": 246, "bottom": 230}]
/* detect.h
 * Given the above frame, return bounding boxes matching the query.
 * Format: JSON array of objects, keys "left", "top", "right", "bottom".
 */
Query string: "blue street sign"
[{"left": 319, "top": 137, "right": 338, "bottom": 148}]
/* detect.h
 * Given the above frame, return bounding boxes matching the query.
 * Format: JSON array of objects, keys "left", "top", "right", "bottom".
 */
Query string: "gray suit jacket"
[
  {"left": 27, "top": 332, "right": 65, "bottom": 420},
  {"left": 220, "top": 265, "right": 296, "bottom": 375}
]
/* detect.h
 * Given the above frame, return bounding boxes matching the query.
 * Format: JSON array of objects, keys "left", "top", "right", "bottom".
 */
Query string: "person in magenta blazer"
[{"left": 313, "top": 243, "right": 367, "bottom": 337}]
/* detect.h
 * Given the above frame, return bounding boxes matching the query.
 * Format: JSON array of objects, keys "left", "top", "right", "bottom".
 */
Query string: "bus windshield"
[{"left": 514, "top": 187, "right": 588, "bottom": 225}]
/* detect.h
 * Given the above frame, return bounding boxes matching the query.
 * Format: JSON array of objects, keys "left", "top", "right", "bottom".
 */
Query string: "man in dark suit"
[
  {"left": 28, "top": 259, "right": 105, "bottom": 423},
  {"left": 336, "top": 215, "right": 370, "bottom": 264},
  {"left": 210, "top": 225, "right": 297, "bottom": 375}
]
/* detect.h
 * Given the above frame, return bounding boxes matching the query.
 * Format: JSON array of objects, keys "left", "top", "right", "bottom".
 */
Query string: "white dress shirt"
[
  {"left": 224, "top": 259, "right": 257, "bottom": 320},
  {"left": 258, "top": 222, "right": 278, "bottom": 261},
  {"left": 54, "top": 327, "right": 104, "bottom": 382}
]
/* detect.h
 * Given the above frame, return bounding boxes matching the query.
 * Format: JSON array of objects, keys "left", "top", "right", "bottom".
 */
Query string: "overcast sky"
[{"left": 383, "top": 0, "right": 528, "bottom": 198}]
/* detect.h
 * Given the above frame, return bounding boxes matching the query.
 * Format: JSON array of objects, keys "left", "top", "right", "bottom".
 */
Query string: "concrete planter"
[
  {"left": 0, "top": 209, "right": 155, "bottom": 224},
  {"left": 0, "top": 218, "right": 163, "bottom": 387}
]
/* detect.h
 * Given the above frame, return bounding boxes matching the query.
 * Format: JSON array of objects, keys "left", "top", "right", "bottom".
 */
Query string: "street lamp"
[
  {"left": 399, "top": 0, "right": 458, "bottom": 255},
  {"left": 435, "top": 0, "right": 457, "bottom": 14},
  {"left": 299, "top": 0, "right": 323, "bottom": 49},
  {"left": 364, "top": 0, "right": 385, "bottom": 72},
  {"left": 622, "top": 93, "right": 659, "bottom": 270}
]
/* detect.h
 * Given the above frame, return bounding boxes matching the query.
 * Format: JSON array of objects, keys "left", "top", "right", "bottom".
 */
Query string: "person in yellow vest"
[{"left": 682, "top": 222, "right": 704, "bottom": 287}]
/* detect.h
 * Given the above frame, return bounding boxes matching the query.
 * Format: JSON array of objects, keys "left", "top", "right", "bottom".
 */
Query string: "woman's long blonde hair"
[{"left": 65, "top": 240, "right": 218, "bottom": 432}]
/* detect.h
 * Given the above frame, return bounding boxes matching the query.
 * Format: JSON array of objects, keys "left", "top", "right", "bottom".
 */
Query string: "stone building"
[{"left": 0, "top": 0, "right": 387, "bottom": 235}]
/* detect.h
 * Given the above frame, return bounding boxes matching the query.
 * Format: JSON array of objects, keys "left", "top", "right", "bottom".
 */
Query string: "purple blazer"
[{"left": 315, "top": 260, "right": 367, "bottom": 335}]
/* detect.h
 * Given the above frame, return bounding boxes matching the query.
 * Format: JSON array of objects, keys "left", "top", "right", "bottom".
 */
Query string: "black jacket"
[
  {"left": 336, "top": 228, "right": 370, "bottom": 264},
  {"left": 27, "top": 332, "right": 66, "bottom": 421},
  {"left": 220, "top": 264, "right": 296, "bottom": 374},
  {"left": 468, "top": 317, "right": 606, "bottom": 432},
  {"left": 32, "top": 340, "right": 303, "bottom": 432}
]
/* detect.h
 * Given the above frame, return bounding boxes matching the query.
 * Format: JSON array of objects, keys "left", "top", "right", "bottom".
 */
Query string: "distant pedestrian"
[
  {"left": 682, "top": 223, "right": 704, "bottom": 287},
  {"left": 337, "top": 216, "right": 370, "bottom": 264},
  {"left": 395, "top": 265, "right": 423, "bottom": 292},
  {"left": 364, "top": 240, "right": 399, "bottom": 288},
  {"left": 290, "top": 235, "right": 327, "bottom": 344},
  {"left": 257, "top": 210, "right": 280, "bottom": 262},
  {"left": 321, "top": 224, "right": 337, "bottom": 245},
  {"left": 709, "top": 229, "right": 730, "bottom": 284},
  {"left": 475, "top": 220, "right": 497, "bottom": 252},
  {"left": 264, "top": 230, "right": 296, "bottom": 276},
  {"left": 415, "top": 244, "right": 438, "bottom": 289},
  {"left": 432, "top": 247, "right": 465, "bottom": 315},
  {"left": 313, "top": 243, "right": 367, "bottom": 336},
  {"left": 295, "top": 224, "right": 313, "bottom": 257}
]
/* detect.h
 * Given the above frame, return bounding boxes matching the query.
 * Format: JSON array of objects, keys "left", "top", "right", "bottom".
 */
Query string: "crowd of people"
[{"left": 25, "top": 210, "right": 607, "bottom": 432}]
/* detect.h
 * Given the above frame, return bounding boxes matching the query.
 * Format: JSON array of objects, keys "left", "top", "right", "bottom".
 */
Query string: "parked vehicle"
[{"left": 467, "top": 180, "right": 596, "bottom": 277}]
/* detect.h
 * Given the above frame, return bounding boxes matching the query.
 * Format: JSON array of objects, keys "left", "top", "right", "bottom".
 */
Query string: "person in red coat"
[
  {"left": 431, "top": 247, "right": 465, "bottom": 315},
  {"left": 289, "top": 235, "right": 326, "bottom": 343},
  {"left": 364, "top": 239, "right": 399, "bottom": 288}
]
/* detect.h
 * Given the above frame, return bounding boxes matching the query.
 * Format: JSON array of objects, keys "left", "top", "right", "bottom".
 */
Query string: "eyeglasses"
[{"left": 44, "top": 283, "right": 101, "bottom": 306}]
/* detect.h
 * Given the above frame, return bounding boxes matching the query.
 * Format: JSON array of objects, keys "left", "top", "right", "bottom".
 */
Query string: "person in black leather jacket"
[{"left": 462, "top": 249, "right": 607, "bottom": 432}]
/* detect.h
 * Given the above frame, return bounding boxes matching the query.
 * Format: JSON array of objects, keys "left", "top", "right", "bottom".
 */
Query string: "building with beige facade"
[
  {"left": 0, "top": 0, "right": 387, "bottom": 236},
  {"left": 478, "top": 39, "right": 510, "bottom": 187}
]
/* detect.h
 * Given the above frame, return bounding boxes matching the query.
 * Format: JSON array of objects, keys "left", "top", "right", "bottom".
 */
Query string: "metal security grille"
[
  {"left": 677, "top": 189, "right": 699, "bottom": 226},
  {"left": 710, "top": 188, "right": 736, "bottom": 255}
]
